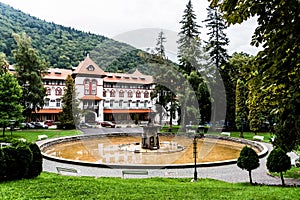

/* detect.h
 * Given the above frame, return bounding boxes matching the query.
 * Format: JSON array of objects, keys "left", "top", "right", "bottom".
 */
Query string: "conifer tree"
[
  {"left": 177, "top": 0, "right": 202, "bottom": 74},
  {"left": 235, "top": 79, "right": 248, "bottom": 138},
  {"left": 59, "top": 75, "right": 81, "bottom": 129},
  {"left": 203, "top": 5, "right": 230, "bottom": 127},
  {"left": 204, "top": 5, "right": 229, "bottom": 70},
  {"left": 177, "top": 0, "right": 210, "bottom": 127}
]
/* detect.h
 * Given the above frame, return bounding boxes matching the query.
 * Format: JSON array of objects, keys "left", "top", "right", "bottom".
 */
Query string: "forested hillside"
[{"left": 0, "top": 2, "right": 154, "bottom": 72}]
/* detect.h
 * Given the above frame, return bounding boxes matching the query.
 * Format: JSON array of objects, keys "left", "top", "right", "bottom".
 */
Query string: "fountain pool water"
[{"left": 39, "top": 133, "right": 267, "bottom": 168}]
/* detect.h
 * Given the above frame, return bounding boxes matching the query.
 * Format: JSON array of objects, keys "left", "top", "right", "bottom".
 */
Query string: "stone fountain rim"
[{"left": 36, "top": 133, "right": 268, "bottom": 169}]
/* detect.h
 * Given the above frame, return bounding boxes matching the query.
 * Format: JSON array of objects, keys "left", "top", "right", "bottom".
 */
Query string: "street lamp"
[
  {"left": 9, "top": 120, "right": 15, "bottom": 138},
  {"left": 193, "top": 135, "right": 198, "bottom": 181},
  {"left": 192, "top": 125, "right": 205, "bottom": 182}
]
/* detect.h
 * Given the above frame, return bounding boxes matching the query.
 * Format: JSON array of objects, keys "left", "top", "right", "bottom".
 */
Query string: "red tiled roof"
[
  {"left": 104, "top": 69, "right": 153, "bottom": 84},
  {"left": 104, "top": 109, "right": 151, "bottom": 114},
  {"left": 73, "top": 55, "right": 106, "bottom": 76},
  {"left": 42, "top": 68, "right": 72, "bottom": 80},
  {"left": 80, "top": 95, "right": 103, "bottom": 100}
]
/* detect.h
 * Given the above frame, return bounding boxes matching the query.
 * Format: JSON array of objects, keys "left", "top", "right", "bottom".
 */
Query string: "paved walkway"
[{"left": 41, "top": 128, "right": 300, "bottom": 186}]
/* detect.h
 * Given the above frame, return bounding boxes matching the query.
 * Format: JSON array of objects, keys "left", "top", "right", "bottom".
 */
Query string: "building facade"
[
  {"left": 37, "top": 68, "right": 72, "bottom": 121},
  {"left": 72, "top": 55, "right": 154, "bottom": 124}
]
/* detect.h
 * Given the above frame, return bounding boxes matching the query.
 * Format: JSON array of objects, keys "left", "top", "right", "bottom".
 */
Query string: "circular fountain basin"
[{"left": 38, "top": 133, "right": 268, "bottom": 169}]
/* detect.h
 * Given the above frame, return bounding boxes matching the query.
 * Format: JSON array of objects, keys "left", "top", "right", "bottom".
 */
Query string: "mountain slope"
[{"left": 0, "top": 2, "right": 150, "bottom": 71}]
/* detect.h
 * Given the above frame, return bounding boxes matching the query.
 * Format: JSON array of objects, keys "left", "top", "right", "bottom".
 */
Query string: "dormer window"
[{"left": 87, "top": 65, "right": 95, "bottom": 71}]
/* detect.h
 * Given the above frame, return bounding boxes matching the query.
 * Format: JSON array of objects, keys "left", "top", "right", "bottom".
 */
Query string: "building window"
[
  {"left": 119, "top": 100, "right": 123, "bottom": 108},
  {"left": 119, "top": 90, "right": 124, "bottom": 98},
  {"left": 55, "top": 87, "right": 62, "bottom": 95},
  {"left": 136, "top": 91, "right": 141, "bottom": 98},
  {"left": 46, "top": 87, "right": 51, "bottom": 95},
  {"left": 84, "top": 79, "right": 89, "bottom": 94},
  {"left": 45, "top": 98, "right": 50, "bottom": 107},
  {"left": 128, "top": 100, "right": 131, "bottom": 108},
  {"left": 136, "top": 100, "right": 139, "bottom": 108},
  {"left": 110, "top": 90, "right": 115, "bottom": 97},
  {"left": 56, "top": 99, "right": 61, "bottom": 107},
  {"left": 87, "top": 65, "right": 95, "bottom": 71},
  {"left": 144, "top": 91, "right": 149, "bottom": 98},
  {"left": 110, "top": 100, "right": 114, "bottom": 107},
  {"left": 103, "top": 90, "right": 106, "bottom": 97},
  {"left": 84, "top": 79, "right": 97, "bottom": 95},
  {"left": 128, "top": 90, "right": 133, "bottom": 98},
  {"left": 144, "top": 101, "right": 148, "bottom": 108},
  {"left": 91, "top": 80, "right": 97, "bottom": 95}
]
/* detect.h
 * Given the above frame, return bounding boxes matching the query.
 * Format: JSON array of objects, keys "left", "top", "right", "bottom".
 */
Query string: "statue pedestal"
[{"left": 142, "top": 125, "right": 160, "bottom": 150}]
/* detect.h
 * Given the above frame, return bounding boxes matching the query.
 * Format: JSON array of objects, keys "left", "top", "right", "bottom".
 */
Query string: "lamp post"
[
  {"left": 193, "top": 135, "right": 198, "bottom": 181},
  {"left": 9, "top": 120, "right": 15, "bottom": 138}
]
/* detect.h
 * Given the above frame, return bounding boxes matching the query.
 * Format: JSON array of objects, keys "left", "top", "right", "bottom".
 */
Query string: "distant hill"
[{"left": 0, "top": 2, "right": 159, "bottom": 73}]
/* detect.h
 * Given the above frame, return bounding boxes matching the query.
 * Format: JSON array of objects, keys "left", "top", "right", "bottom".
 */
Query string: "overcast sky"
[{"left": 1, "top": 0, "right": 262, "bottom": 56}]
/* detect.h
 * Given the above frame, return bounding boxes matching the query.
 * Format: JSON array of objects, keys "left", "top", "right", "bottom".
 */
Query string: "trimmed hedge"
[{"left": 0, "top": 137, "right": 43, "bottom": 181}]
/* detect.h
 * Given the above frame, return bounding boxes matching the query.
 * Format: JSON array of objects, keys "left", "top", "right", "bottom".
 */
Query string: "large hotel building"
[{"left": 36, "top": 55, "right": 154, "bottom": 124}]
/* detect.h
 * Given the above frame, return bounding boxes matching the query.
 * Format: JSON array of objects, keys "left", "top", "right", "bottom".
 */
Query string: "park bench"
[
  {"left": 253, "top": 135, "right": 264, "bottom": 141},
  {"left": 122, "top": 170, "right": 148, "bottom": 178},
  {"left": 0, "top": 142, "right": 12, "bottom": 148},
  {"left": 38, "top": 134, "right": 48, "bottom": 140},
  {"left": 221, "top": 132, "right": 230, "bottom": 137},
  {"left": 56, "top": 167, "right": 78, "bottom": 175}
]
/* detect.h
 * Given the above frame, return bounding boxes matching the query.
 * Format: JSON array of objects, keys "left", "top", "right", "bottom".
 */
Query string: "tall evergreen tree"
[
  {"left": 177, "top": 0, "right": 202, "bottom": 74},
  {"left": 59, "top": 75, "right": 81, "bottom": 129},
  {"left": 235, "top": 78, "right": 248, "bottom": 138},
  {"left": 155, "top": 31, "right": 167, "bottom": 60},
  {"left": 12, "top": 32, "right": 47, "bottom": 121},
  {"left": 177, "top": 0, "right": 210, "bottom": 127},
  {"left": 203, "top": 5, "right": 230, "bottom": 127}
]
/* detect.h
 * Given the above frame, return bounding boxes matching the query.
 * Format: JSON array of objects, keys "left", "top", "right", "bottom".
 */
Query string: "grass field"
[
  {"left": 0, "top": 173, "right": 299, "bottom": 200},
  {"left": 3, "top": 129, "right": 82, "bottom": 143}
]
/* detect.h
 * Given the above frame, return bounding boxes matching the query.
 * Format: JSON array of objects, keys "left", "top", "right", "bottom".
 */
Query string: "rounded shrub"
[
  {"left": 267, "top": 148, "right": 291, "bottom": 186},
  {"left": 2, "top": 146, "right": 19, "bottom": 180},
  {"left": 0, "top": 138, "right": 43, "bottom": 181},
  {"left": 0, "top": 149, "right": 7, "bottom": 181},
  {"left": 16, "top": 144, "right": 33, "bottom": 179},
  {"left": 26, "top": 143, "right": 43, "bottom": 178},
  {"left": 237, "top": 146, "right": 259, "bottom": 184}
]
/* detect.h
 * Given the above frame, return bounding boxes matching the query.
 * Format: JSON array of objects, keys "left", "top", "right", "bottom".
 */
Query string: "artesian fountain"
[
  {"left": 38, "top": 113, "right": 268, "bottom": 168},
  {"left": 119, "top": 112, "right": 184, "bottom": 154}
]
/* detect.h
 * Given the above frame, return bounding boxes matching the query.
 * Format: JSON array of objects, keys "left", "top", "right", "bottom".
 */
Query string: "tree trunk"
[
  {"left": 249, "top": 170, "right": 253, "bottom": 185},
  {"left": 280, "top": 172, "right": 285, "bottom": 186}
]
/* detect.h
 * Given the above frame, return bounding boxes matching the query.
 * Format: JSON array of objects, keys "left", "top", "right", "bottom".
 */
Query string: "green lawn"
[
  {"left": 0, "top": 173, "right": 299, "bottom": 200},
  {"left": 3, "top": 129, "right": 81, "bottom": 143}
]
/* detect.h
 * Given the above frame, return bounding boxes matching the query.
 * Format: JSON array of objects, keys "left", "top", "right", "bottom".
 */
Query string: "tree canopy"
[
  {"left": 212, "top": 0, "right": 300, "bottom": 151},
  {"left": 13, "top": 32, "right": 46, "bottom": 121},
  {"left": 0, "top": 71, "right": 23, "bottom": 136}
]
